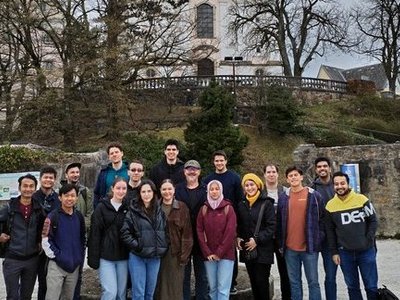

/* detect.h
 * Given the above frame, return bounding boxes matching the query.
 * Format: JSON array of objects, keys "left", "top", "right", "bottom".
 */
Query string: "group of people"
[{"left": 0, "top": 139, "right": 379, "bottom": 300}]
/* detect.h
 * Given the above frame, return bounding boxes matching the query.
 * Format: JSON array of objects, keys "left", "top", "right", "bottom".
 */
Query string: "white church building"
[{"left": 141, "top": 0, "right": 283, "bottom": 79}]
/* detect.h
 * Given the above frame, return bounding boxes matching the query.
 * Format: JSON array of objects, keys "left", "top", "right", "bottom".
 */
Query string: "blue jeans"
[
  {"left": 339, "top": 247, "right": 378, "bottom": 300},
  {"left": 285, "top": 249, "right": 322, "bottom": 300},
  {"left": 321, "top": 242, "right": 338, "bottom": 300},
  {"left": 183, "top": 254, "right": 209, "bottom": 300},
  {"left": 204, "top": 259, "right": 234, "bottom": 300},
  {"left": 99, "top": 258, "right": 128, "bottom": 300},
  {"left": 128, "top": 253, "right": 160, "bottom": 300}
]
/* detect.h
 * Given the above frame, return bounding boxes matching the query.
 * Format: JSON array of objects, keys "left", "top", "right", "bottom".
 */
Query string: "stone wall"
[
  {"left": 53, "top": 151, "right": 109, "bottom": 190},
  {"left": 293, "top": 143, "right": 400, "bottom": 237}
]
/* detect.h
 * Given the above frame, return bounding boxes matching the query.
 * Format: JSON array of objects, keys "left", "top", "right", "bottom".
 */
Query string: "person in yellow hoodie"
[{"left": 325, "top": 171, "right": 378, "bottom": 300}]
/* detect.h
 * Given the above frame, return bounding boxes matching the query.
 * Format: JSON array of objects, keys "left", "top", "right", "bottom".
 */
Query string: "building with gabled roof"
[{"left": 318, "top": 63, "right": 399, "bottom": 95}]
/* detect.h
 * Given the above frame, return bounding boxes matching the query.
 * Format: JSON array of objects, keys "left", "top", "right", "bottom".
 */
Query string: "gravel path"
[{"left": 0, "top": 239, "right": 399, "bottom": 299}]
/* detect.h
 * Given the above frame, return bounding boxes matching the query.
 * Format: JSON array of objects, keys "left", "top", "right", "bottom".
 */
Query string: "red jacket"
[{"left": 196, "top": 199, "right": 236, "bottom": 260}]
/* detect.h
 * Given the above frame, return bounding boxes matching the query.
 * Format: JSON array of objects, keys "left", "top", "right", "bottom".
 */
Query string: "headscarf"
[
  {"left": 207, "top": 180, "right": 224, "bottom": 210},
  {"left": 241, "top": 173, "right": 264, "bottom": 207}
]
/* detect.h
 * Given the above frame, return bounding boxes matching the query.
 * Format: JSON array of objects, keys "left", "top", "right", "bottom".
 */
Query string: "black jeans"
[
  {"left": 37, "top": 252, "right": 48, "bottom": 300},
  {"left": 3, "top": 256, "right": 39, "bottom": 300},
  {"left": 274, "top": 241, "right": 291, "bottom": 300},
  {"left": 245, "top": 261, "right": 271, "bottom": 300}
]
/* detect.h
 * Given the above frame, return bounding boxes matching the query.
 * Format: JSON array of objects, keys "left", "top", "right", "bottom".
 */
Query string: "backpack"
[
  {"left": 80, "top": 188, "right": 87, "bottom": 202},
  {"left": 201, "top": 204, "right": 230, "bottom": 217},
  {"left": 378, "top": 285, "right": 399, "bottom": 300},
  {"left": 0, "top": 203, "right": 14, "bottom": 258}
]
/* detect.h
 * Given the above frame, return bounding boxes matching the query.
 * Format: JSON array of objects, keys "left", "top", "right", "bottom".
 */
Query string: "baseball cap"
[
  {"left": 65, "top": 162, "right": 82, "bottom": 173},
  {"left": 184, "top": 160, "right": 201, "bottom": 169}
]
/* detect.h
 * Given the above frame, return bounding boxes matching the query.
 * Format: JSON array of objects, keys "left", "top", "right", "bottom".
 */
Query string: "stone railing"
[{"left": 128, "top": 75, "right": 348, "bottom": 93}]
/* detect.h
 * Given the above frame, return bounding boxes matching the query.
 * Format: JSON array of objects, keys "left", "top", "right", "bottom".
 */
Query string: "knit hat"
[{"left": 241, "top": 173, "right": 264, "bottom": 190}]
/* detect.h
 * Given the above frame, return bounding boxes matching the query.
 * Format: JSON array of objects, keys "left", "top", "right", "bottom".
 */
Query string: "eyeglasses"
[{"left": 130, "top": 168, "right": 143, "bottom": 172}]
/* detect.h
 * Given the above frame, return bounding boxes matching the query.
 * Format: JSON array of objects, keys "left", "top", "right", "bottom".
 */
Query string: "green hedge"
[{"left": 0, "top": 145, "right": 49, "bottom": 172}]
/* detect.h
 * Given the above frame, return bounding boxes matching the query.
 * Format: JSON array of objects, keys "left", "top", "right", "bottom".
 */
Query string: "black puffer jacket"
[
  {"left": 87, "top": 198, "right": 129, "bottom": 269},
  {"left": 236, "top": 191, "right": 276, "bottom": 264},
  {"left": 0, "top": 197, "right": 45, "bottom": 259},
  {"left": 120, "top": 202, "right": 168, "bottom": 258}
]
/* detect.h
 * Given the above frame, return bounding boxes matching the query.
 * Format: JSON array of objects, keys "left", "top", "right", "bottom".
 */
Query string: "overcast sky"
[
  {"left": 303, "top": 52, "right": 379, "bottom": 77},
  {"left": 302, "top": 0, "right": 380, "bottom": 77}
]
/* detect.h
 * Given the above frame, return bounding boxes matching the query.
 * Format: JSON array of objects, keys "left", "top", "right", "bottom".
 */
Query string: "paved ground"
[
  {"left": 270, "top": 239, "right": 400, "bottom": 299},
  {"left": 0, "top": 239, "right": 399, "bottom": 299}
]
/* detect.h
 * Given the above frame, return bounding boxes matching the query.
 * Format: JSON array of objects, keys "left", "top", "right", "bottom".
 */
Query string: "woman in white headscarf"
[{"left": 196, "top": 180, "right": 237, "bottom": 300}]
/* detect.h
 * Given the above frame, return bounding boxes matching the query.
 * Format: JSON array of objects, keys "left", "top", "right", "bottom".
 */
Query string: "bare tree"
[
  {"left": 0, "top": 0, "right": 50, "bottom": 94},
  {"left": 0, "top": 2, "right": 40, "bottom": 140},
  {"left": 31, "top": 0, "right": 98, "bottom": 149},
  {"left": 94, "top": 0, "right": 195, "bottom": 136},
  {"left": 353, "top": 0, "right": 400, "bottom": 94},
  {"left": 230, "top": 0, "right": 350, "bottom": 77}
]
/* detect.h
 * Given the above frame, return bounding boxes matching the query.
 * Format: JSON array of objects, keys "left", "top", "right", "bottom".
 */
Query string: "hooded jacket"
[
  {"left": 311, "top": 177, "right": 335, "bottom": 205},
  {"left": 196, "top": 199, "right": 236, "bottom": 261},
  {"left": 32, "top": 189, "right": 60, "bottom": 215},
  {"left": 87, "top": 198, "right": 130, "bottom": 269},
  {"left": 276, "top": 187, "right": 325, "bottom": 253},
  {"left": 93, "top": 161, "right": 129, "bottom": 208},
  {"left": 149, "top": 158, "right": 185, "bottom": 189}
]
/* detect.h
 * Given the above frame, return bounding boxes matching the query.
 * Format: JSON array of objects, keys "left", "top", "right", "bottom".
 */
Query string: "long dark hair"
[{"left": 137, "top": 179, "right": 158, "bottom": 216}]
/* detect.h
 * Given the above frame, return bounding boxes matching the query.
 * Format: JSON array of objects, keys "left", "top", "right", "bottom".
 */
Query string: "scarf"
[
  {"left": 242, "top": 173, "right": 264, "bottom": 207},
  {"left": 207, "top": 180, "right": 224, "bottom": 210}
]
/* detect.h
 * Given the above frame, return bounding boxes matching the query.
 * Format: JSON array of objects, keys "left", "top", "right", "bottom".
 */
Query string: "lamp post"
[
  {"left": 224, "top": 56, "right": 243, "bottom": 124},
  {"left": 224, "top": 56, "right": 243, "bottom": 98}
]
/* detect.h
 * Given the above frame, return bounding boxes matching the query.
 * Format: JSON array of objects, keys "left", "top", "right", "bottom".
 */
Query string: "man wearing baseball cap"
[
  {"left": 61, "top": 162, "right": 93, "bottom": 219},
  {"left": 175, "top": 160, "right": 209, "bottom": 300},
  {"left": 60, "top": 162, "right": 92, "bottom": 300}
]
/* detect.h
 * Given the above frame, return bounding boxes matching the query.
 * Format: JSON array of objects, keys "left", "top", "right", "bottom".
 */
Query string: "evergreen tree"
[
  {"left": 184, "top": 81, "right": 248, "bottom": 173},
  {"left": 256, "top": 85, "right": 304, "bottom": 135}
]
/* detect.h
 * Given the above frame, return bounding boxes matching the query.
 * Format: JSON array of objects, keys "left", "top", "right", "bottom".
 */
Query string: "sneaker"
[{"left": 230, "top": 287, "right": 238, "bottom": 295}]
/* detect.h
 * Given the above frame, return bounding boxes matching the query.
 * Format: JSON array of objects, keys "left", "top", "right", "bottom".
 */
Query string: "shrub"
[
  {"left": 0, "top": 145, "right": 49, "bottom": 172},
  {"left": 305, "top": 126, "right": 384, "bottom": 147},
  {"left": 355, "top": 118, "right": 400, "bottom": 143},
  {"left": 339, "top": 95, "right": 400, "bottom": 120}
]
